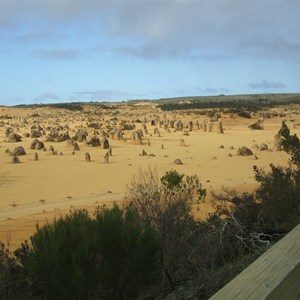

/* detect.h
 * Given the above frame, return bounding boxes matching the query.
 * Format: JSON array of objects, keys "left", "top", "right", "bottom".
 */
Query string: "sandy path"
[{"left": 0, "top": 192, "right": 124, "bottom": 221}]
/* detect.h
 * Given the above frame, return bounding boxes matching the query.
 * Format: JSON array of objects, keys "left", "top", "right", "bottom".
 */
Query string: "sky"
[{"left": 0, "top": 0, "right": 299, "bottom": 105}]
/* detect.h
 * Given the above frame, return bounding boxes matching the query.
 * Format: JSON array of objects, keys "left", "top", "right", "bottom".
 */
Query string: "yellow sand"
[{"left": 0, "top": 105, "right": 297, "bottom": 250}]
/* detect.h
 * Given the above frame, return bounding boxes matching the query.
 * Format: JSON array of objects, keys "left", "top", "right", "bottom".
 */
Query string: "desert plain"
[{"left": 0, "top": 102, "right": 299, "bottom": 250}]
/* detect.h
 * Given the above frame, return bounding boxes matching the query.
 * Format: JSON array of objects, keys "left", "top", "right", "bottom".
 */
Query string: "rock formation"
[
  {"left": 11, "top": 154, "right": 20, "bottom": 163},
  {"left": 87, "top": 136, "right": 101, "bottom": 147},
  {"left": 173, "top": 158, "right": 183, "bottom": 165},
  {"left": 73, "top": 142, "right": 80, "bottom": 151},
  {"left": 260, "top": 143, "right": 268, "bottom": 151},
  {"left": 237, "top": 146, "right": 253, "bottom": 156},
  {"left": 34, "top": 152, "right": 39, "bottom": 161},
  {"left": 104, "top": 151, "right": 109, "bottom": 163},
  {"left": 14, "top": 146, "right": 26, "bottom": 156},
  {"left": 85, "top": 152, "right": 91, "bottom": 162},
  {"left": 7, "top": 132, "right": 22, "bottom": 142},
  {"left": 30, "top": 139, "right": 45, "bottom": 150},
  {"left": 131, "top": 130, "right": 143, "bottom": 145},
  {"left": 180, "top": 139, "right": 186, "bottom": 147},
  {"left": 249, "top": 119, "right": 264, "bottom": 130},
  {"left": 218, "top": 120, "right": 224, "bottom": 134},
  {"left": 101, "top": 137, "right": 110, "bottom": 149}
]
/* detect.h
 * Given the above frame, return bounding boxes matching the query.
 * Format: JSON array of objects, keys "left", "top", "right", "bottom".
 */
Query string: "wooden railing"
[{"left": 210, "top": 223, "right": 300, "bottom": 299}]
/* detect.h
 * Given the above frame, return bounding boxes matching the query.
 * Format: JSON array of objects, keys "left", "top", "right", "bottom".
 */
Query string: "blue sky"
[{"left": 0, "top": 0, "right": 299, "bottom": 105}]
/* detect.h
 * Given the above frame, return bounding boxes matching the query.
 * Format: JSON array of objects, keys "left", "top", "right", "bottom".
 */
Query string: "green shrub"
[
  {"left": 279, "top": 121, "right": 300, "bottom": 166},
  {"left": 93, "top": 205, "right": 161, "bottom": 299},
  {"left": 29, "top": 209, "right": 94, "bottom": 299},
  {"left": 252, "top": 122, "right": 300, "bottom": 232},
  {"left": 160, "top": 169, "right": 184, "bottom": 189},
  {"left": 0, "top": 241, "right": 33, "bottom": 300},
  {"left": 254, "top": 164, "right": 300, "bottom": 232},
  {"left": 19, "top": 206, "right": 160, "bottom": 299},
  {"left": 50, "top": 103, "right": 83, "bottom": 111}
]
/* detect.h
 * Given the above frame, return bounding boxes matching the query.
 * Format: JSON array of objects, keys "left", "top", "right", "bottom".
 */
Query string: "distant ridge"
[{"left": 7, "top": 92, "right": 300, "bottom": 108}]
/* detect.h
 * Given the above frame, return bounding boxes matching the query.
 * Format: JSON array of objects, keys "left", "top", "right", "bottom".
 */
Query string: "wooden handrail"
[{"left": 210, "top": 223, "right": 300, "bottom": 299}]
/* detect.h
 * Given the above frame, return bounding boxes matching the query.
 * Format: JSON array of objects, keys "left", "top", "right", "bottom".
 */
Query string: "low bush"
[{"left": 4, "top": 206, "right": 160, "bottom": 300}]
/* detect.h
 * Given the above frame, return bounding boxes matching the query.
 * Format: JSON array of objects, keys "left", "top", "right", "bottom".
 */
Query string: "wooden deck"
[{"left": 210, "top": 223, "right": 300, "bottom": 299}]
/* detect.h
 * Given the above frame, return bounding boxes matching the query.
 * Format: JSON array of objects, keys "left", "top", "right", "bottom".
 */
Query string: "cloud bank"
[
  {"left": 71, "top": 89, "right": 141, "bottom": 101},
  {"left": 1, "top": 1, "right": 299, "bottom": 62},
  {"left": 33, "top": 49, "right": 81, "bottom": 61},
  {"left": 35, "top": 92, "right": 60, "bottom": 103},
  {"left": 249, "top": 80, "right": 286, "bottom": 89}
]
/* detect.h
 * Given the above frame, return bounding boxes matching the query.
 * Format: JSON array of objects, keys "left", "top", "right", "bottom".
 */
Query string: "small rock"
[
  {"left": 237, "top": 146, "right": 253, "bottom": 156},
  {"left": 34, "top": 152, "right": 39, "bottom": 161},
  {"left": 260, "top": 143, "right": 268, "bottom": 151},
  {"left": 173, "top": 158, "right": 183, "bottom": 165},
  {"left": 11, "top": 154, "right": 20, "bottom": 163}
]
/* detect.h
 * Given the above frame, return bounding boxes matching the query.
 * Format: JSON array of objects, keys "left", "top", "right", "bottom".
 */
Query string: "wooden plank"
[{"left": 210, "top": 224, "right": 300, "bottom": 300}]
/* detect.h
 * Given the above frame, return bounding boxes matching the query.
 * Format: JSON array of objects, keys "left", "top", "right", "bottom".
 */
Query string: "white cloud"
[
  {"left": 72, "top": 89, "right": 142, "bottom": 101},
  {"left": 248, "top": 80, "right": 286, "bottom": 89},
  {"left": 196, "top": 86, "right": 230, "bottom": 95},
  {"left": 35, "top": 92, "right": 60, "bottom": 103},
  {"left": 33, "top": 49, "right": 81, "bottom": 60}
]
